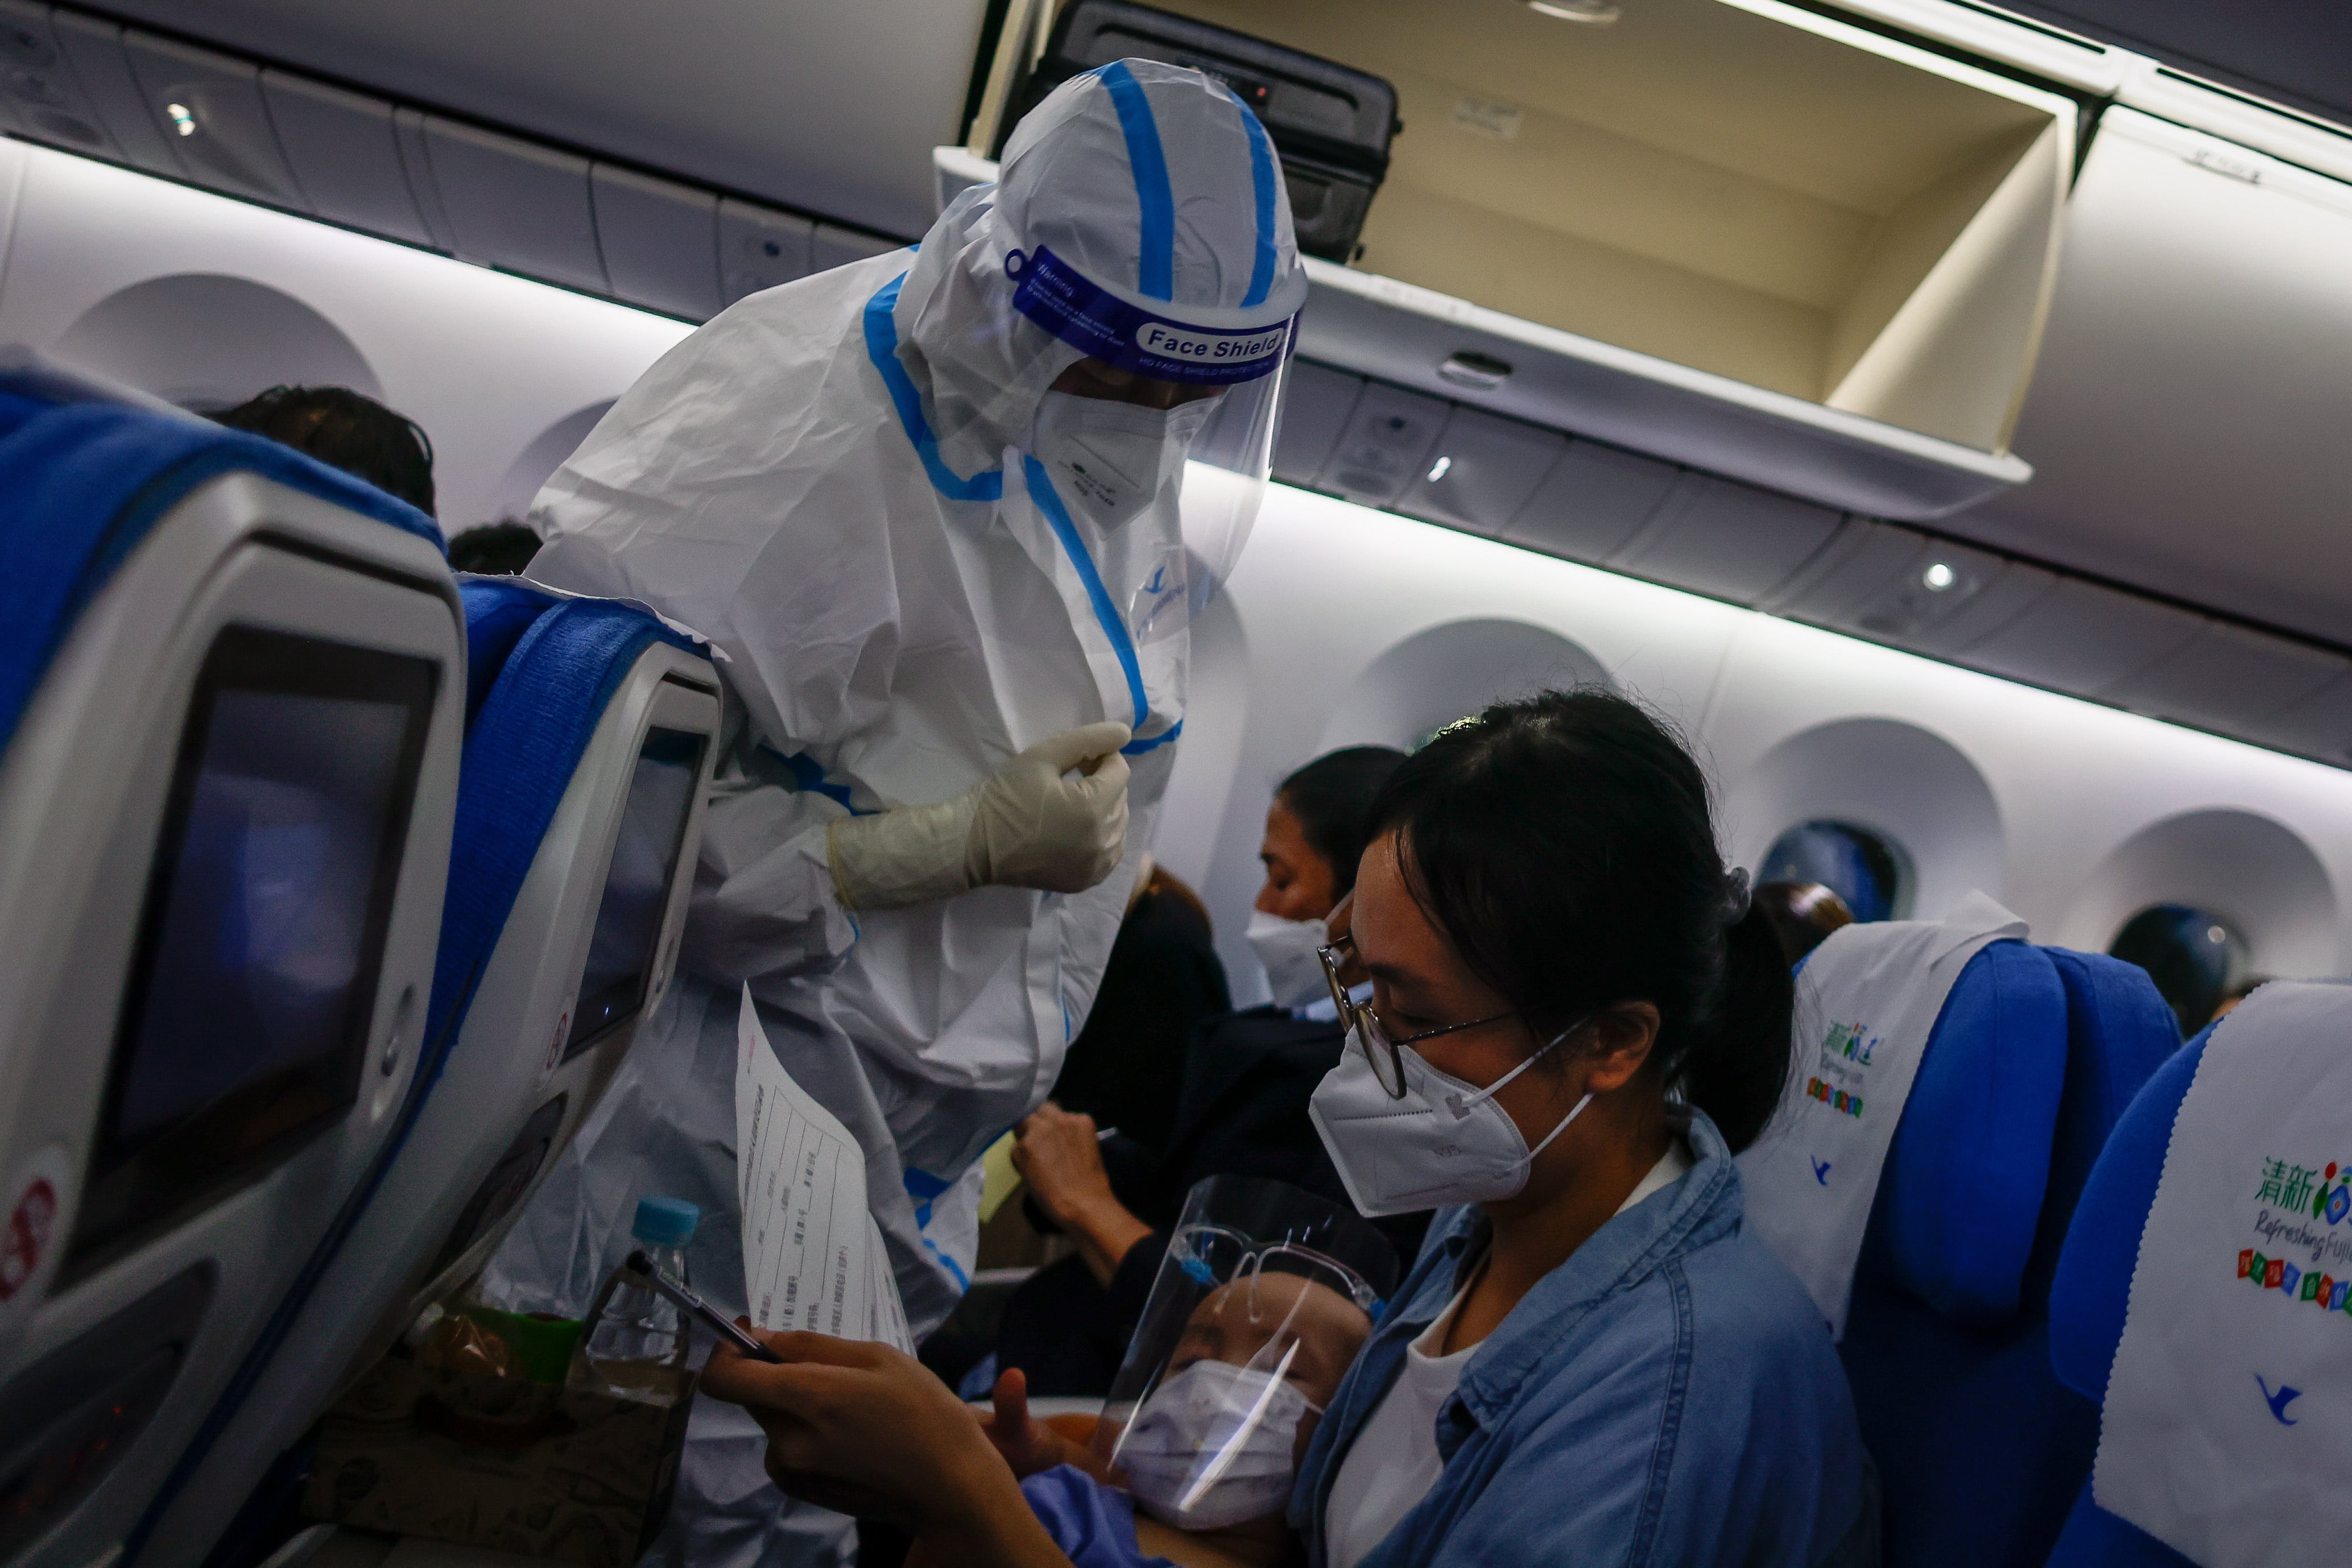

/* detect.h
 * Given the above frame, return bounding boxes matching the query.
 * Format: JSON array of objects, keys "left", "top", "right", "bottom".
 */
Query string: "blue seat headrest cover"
[
  {"left": 2048, "top": 1027, "right": 2211, "bottom": 1402},
  {"left": 458, "top": 576, "right": 563, "bottom": 730},
  {"left": 2031, "top": 950, "right": 2182, "bottom": 1298},
  {"left": 0, "top": 383, "right": 445, "bottom": 755},
  {"left": 1875, "top": 939, "right": 2068, "bottom": 1319},
  {"left": 426, "top": 596, "right": 698, "bottom": 1055}
]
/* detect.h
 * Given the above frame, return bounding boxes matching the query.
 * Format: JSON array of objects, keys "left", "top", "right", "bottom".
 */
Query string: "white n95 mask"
[
  {"left": 1309, "top": 1022, "right": 1593, "bottom": 1216},
  {"left": 1030, "top": 390, "right": 1212, "bottom": 531},
  {"left": 1118, "top": 1359, "right": 1317, "bottom": 1530},
  {"left": 1246, "top": 909, "right": 1329, "bottom": 1011}
]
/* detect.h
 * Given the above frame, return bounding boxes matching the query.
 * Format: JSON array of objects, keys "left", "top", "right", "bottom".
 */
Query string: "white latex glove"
[{"left": 827, "top": 723, "right": 1132, "bottom": 910}]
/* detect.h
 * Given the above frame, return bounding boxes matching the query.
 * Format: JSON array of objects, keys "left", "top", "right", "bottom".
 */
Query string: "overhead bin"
[
  {"left": 0, "top": 6, "right": 912, "bottom": 326},
  {"left": 2243, "top": 669, "right": 2352, "bottom": 766},
  {"left": 1957, "top": 579, "right": 2203, "bottom": 696},
  {"left": 1614, "top": 474, "right": 1845, "bottom": 605},
  {"left": 956, "top": 0, "right": 2076, "bottom": 519},
  {"left": 260, "top": 72, "right": 435, "bottom": 246},
  {"left": 1954, "top": 105, "right": 2352, "bottom": 649},
  {"left": 2107, "top": 621, "right": 2347, "bottom": 737},
  {"left": 418, "top": 116, "right": 607, "bottom": 294},
  {"left": 593, "top": 164, "right": 721, "bottom": 320},
  {"left": 388, "top": 107, "right": 458, "bottom": 251}
]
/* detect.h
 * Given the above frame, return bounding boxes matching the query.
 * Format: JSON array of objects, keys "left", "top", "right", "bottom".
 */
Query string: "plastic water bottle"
[{"left": 581, "top": 1195, "right": 698, "bottom": 1399}]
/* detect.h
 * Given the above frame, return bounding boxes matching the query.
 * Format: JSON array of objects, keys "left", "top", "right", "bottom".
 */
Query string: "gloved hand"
[{"left": 826, "top": 722, "right": 1131, "bottom": 911}]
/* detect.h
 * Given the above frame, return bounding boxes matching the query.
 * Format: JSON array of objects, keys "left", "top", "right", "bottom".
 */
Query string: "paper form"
[{"left": 736, "top": 986, "right": 913, "bottom": 1352}]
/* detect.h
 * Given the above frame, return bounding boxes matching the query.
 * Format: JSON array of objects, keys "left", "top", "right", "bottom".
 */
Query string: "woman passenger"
[
  {"left": 701, "top": 689, "right": 1875, "bottom": 1567},
  {"left": 984, "top": 746, "right": 1410, "bottom": 1399}
]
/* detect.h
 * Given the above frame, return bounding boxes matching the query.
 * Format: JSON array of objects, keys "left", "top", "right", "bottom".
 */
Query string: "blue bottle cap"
[{"left": 633, "top": 1195, "right": 700, "bottom": 1248}]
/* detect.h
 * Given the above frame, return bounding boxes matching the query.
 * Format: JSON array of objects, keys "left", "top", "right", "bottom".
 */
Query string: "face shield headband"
[{"left": 1005, "top": 246, "right": 1299, "bottom": 387}]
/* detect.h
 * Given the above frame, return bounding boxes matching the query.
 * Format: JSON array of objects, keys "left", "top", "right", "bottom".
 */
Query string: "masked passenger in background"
[
  {"left": 979, "top": 747, "right": 1413, "bottom": 1401},
  {"left": 486, "top": 59, "right": 1305, "bottom": 1568}
]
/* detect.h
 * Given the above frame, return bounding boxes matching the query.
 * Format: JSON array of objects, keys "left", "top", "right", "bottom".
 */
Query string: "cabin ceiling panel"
[{"left": 82, "top": 0, "right": 985, "bottom": 236}]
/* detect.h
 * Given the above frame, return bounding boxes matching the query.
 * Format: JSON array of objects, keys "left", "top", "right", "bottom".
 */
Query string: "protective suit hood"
[{"left": 894, "top": 59, "right": 1307, "bottom": 593}]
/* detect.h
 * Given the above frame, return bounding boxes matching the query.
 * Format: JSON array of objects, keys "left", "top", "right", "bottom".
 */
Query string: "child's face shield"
[{"left": 1093, "top": 1177, "right": 1398, "bottom": 1531}]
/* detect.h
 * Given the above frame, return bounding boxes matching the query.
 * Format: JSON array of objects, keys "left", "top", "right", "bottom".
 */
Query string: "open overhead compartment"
[
  {"left": 1951, "top": 105, "right": 2352, "bottom": 649},
  {"left": 956, "top": 0, "right": 2079, "bottom": 519}
]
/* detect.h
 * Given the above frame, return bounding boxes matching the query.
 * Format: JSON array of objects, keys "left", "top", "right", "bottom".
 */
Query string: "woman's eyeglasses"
[{"left": 1316, "top": 936, "right": 1515, "bottom": 1099}]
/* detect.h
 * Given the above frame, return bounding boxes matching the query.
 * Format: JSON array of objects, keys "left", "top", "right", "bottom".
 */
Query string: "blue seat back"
[
  {"left": 431, "top": 595, "right": 697, "bottom": 1047},
  {"left": 1837, "top": 940, "right": 2175, "bottom": 1568},
  {"left": 1838, "top": 940, "right": 2066, "bottom": 1568},
  {"left": 2042, "top": 1032, "right": 2210, "bottom": 1568},
  {"left": 0, "top": 386, "right": 442, "bottom": 755},
  {"left": 126, "top": 595, "right": 698, "bottom": 1566},
  {"left": 0, "top": 375, "right": 461, "bottom": 1568}
]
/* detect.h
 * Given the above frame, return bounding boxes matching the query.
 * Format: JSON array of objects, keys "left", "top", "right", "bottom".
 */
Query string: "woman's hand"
[
  {"left": 700, "top": 1326, "right": 1070, "bottom": 1565},
  {"left": 1013, "top": 1103, "right": 1153, "bottom": 1286},
  {"left": 698, "top": 1328, "right": 990, "bottom": 1527}
]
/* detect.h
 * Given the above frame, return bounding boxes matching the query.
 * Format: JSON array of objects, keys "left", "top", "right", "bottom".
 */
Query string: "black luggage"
[{"left": 994, "top": 1, "right": 1400, "bottom": 263}]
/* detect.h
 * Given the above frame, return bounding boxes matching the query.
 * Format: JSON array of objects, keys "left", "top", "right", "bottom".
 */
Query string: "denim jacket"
[{"left": 1289, "top": 1108, "right": 1876, "bottom": 1568}]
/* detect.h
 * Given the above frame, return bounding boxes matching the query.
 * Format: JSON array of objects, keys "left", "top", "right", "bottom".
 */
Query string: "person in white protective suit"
[{"left": 482, "top": 58, "right": 1307, "bottom": 1568}]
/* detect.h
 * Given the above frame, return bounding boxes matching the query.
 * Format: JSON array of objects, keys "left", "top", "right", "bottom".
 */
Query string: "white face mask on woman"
[
  {"left": 1309, "top": 1023, "right": 1593, "bottom": 1217},
  {"left": 1117, "top": 1359, "right": 1319, "bottom": 1530},
  {"left": 1029, "top": 390, "right": 1212, "bottom": 531},
  {"left": 1245, "top": 909, "right": 1330, "bottom": 1011}
]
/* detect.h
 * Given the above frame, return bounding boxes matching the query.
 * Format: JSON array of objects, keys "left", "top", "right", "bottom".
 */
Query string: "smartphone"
[{"left": 624, "top": 1248, "right": 784, "bottom": 1363}]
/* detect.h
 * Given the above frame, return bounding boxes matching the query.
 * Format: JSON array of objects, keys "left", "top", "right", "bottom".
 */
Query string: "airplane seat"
[
  {"left": 2024, "top": 953, "right": 2181, "bottom": 1307},
  {"left": 1834, "top": 939, "right": 2071, "bottom": 1568},
  {"left": 137, "top": 581, "right": 722, "bottom": 1568},
  {"left": 0, "top": 369, "right": 462, "bottom": 1568},
  {"left": 1832, "top": 942, "right": 2178, "bottom": 1568},
  {"left": 455, "top": 576, "right": 563, "bottom": 729},
  {"left": 2041, "top": 1028, "right": 2208, "bottom": 1568}
]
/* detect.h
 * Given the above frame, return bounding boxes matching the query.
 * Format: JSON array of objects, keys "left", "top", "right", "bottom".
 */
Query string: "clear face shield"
[
  {"left": 1094, "top": 1175, "right": 1398, "bottom": 1531},
  {"left": 1006, "top": 244, "right": 1296, "bottom": 647}
]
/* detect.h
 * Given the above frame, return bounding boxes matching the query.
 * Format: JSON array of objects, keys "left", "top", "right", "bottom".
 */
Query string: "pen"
[{"left": 625, "top": 1249, "right": 785, "bottom": 1363}]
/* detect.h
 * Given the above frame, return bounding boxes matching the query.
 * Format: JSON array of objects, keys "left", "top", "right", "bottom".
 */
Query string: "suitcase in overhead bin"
[{"left": 994, "top": 0, "right": 1400, "bottom": 263}]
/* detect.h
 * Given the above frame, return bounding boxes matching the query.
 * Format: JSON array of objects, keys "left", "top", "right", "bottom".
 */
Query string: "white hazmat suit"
[{"left": 485, "top": 59, "right": 1304, "bottom": 1568}]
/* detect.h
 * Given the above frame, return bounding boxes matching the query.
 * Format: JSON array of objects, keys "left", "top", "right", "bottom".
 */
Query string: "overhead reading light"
[
  {"left": 1427, "top": 455, "right": 1453, "bottom": 483},
  {"left": 1526, "top": 0, "right": 1623, "bottom": 25},
  {"left": 1922, "top": 561, "right": 1956, "bottom": 591},
  {"left": 166, "top": 102, "right": 195, "bottom": 136}
]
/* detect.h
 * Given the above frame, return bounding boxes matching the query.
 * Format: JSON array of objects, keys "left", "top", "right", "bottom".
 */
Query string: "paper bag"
[{"left": 303, "top": 1350, "right": 692, "bottom": 1568}]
